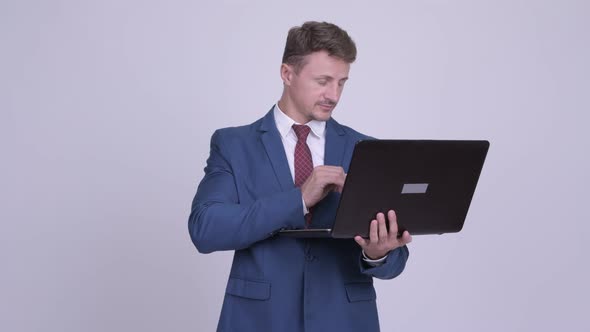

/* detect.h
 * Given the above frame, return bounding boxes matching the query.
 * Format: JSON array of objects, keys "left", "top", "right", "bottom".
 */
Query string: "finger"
[
  {"left": 317, "top": 170, "right": 346, "bottom": 187},
  {"left": 323, "top": 167, "right": 346, "bottom": 181},
  {"left": 369, "top": 219, "right": 379, "bottom": 244},
  {"left": 387, "top": 210, "right": 399, "bottom": 240},
  {"left": 354, "top": 235, "right": 367, "bottom": 248},
  {"left": 400, "top": 231, "right": 412, "bottom": 245},
  {"left": 333, "top": 174, "right": 346, "bottom": 189},
  {"left": 339, "top": 173, "right": 348, "bottom": 193},
  {"left": 336, "top": 173, "right": 347, "bottom": 193},
  {"left": 314, "top": 165, "right": 345, "bottom": 174},
  {"left": 377, "top": 213, "right": 388, "bottom": 241}
]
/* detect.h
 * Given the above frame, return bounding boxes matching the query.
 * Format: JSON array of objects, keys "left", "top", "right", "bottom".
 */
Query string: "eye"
[{"left": 317, "top": 80, "right": 327, "bottom": 86}]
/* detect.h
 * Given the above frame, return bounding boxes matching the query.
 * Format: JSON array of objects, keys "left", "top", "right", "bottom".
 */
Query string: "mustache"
[{"left": 318, "top": 100, "right": 337, "bottom": 107}]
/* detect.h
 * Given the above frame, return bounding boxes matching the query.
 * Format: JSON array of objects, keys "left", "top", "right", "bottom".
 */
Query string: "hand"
[
  {"left": 354, "top": 210, "right": 412, "bottom": 260},
  {"left": 300, "top": 166, "right": 346, "bottom": 208}
]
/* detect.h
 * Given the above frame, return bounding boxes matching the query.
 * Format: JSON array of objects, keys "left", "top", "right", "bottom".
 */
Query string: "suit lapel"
[
  {"left": 311, "top": 118, "right": 348, "bottom": 228},
  {"left": 258, "top": 109, "right": 294, "bottom": 192},
  {"left": 324, "top": 118, "right": 347, "bottom": 167}
]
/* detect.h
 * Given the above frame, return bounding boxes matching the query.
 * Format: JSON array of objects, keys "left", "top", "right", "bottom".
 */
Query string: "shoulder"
[
  {"left": 328, "top": 118, "right": 375, "bottom": 141},
  {"left": 210, "top": 117, "right": 264, "bottom": 145}
]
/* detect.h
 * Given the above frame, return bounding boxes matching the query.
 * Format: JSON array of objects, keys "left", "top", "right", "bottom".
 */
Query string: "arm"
[{"left": 188, "top": 130, "right": 305, "bottom": 253}]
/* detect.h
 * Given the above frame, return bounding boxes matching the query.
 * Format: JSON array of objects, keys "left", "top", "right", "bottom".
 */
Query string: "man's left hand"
[{"left": 354, "top": 210, "right": 412, "bottom": 260}]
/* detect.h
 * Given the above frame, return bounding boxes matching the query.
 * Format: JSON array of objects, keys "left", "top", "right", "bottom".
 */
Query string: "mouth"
[{"left": 318, "top": 103, "right": 336, "bottom": 112}]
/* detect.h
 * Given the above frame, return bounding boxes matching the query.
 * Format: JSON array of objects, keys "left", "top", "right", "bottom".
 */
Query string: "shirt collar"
[{"left": 273, "top": 103, "right": 326, "bottom": 139}]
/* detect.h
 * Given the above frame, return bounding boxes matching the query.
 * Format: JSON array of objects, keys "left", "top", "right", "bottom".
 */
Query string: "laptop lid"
[{"left": 330, "top": 140, "right": 489, "bottom": 238}]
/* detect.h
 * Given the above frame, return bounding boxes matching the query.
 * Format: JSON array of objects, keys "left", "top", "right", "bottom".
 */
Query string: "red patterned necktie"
[{"left": 292, "top": 124, "right": 314, "bottom": 226}]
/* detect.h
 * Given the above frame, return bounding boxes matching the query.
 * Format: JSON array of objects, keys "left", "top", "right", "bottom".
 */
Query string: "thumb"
[{"left": 354, "top": 235, "right": 367, "bottom": 247}]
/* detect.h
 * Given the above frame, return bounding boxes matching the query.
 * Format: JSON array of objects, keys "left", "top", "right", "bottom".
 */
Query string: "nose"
[{"left": 324, "top": 82, "right": 340, "bottom": 102}]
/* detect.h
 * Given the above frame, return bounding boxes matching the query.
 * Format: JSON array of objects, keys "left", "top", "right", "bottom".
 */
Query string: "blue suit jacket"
[{"left": 189, "top": 109, "right": 409, "bottom": 332}]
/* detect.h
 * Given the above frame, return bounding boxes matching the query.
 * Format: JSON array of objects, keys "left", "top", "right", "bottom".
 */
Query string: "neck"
[{"left": 277, "top": 93, "right": 309, "bottom": 124}]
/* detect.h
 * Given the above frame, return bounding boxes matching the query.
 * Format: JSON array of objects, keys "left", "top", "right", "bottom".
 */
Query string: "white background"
[{"left": 1, "top": 0, "right": 589, "bottom": 331}]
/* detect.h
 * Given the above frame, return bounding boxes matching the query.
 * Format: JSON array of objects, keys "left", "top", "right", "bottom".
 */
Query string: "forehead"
[{"left": 299, "top": 51, "right": 350, "bottom": 79}]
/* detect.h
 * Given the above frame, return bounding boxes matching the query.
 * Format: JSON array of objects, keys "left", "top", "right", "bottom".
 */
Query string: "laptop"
[{"left": 279, "top": 139, "right": 489, "bottom": 238}]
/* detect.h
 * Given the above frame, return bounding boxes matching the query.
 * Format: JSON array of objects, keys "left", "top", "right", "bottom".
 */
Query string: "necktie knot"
[{"left": 292, "top": 124, "right": 311, "bottom": 142}]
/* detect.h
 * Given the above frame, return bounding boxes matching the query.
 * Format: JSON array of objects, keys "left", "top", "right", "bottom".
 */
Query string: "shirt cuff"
[{"left": 362, "top": 250, "right": 387, "bottom": 266}]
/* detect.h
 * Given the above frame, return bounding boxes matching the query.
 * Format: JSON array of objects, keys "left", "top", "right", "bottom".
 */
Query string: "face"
[{"left": 281, "top": 51, "right": 350, "bottom": 123}]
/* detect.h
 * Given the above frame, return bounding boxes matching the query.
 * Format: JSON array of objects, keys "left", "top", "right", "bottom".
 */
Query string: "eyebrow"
[{"left": 315, "top": 75, "right": 349, "bottom": 81}]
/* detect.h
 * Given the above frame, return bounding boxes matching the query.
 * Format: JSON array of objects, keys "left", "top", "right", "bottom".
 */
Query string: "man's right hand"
[{"left": 300, "top": 166, "right": 346, "bottom": 209}]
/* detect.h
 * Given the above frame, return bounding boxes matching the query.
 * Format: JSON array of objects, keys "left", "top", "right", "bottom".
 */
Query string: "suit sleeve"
[
  {"left": 188, "top": 130, "right": 305, "bottom": 253},
  {"left": 358, "top": 245, "right": 409, "bottom": 280}
]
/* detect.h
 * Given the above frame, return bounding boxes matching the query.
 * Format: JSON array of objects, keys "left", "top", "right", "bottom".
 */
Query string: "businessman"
[{"left": 189, "top": 21, "right": 412, "bottom": 332}]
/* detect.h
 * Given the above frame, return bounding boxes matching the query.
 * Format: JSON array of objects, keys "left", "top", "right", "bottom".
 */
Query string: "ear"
[{"left": 280, "top": 63, "right": 294, "bottom": 86}]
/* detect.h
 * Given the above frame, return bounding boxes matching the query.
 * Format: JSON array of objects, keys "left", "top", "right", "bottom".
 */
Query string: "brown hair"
[{"left": 282, "top": 21, "right": 357, "bottom": 72}]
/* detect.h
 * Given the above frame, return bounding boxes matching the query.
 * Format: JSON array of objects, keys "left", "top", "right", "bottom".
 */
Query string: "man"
[{"left": 189, "top": 21, "right": 412, "bottom": 332}]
